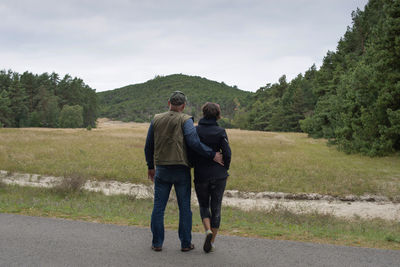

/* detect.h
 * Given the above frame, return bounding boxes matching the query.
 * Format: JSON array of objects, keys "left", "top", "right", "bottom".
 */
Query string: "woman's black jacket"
[{"left": 189, "top": 117, "right": 231, "bottom": 184}]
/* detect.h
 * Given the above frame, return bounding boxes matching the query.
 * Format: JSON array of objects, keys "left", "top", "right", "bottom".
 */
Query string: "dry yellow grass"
[
  {"left": 1, "top": 119, "right": 399, "bottom": 198},
  {"left": 228, "top": 129, "right": 400, "bottom": 197}
]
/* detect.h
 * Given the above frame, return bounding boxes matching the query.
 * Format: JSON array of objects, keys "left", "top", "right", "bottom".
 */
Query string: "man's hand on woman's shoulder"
[{"left": 213, "top": 152, "right": 224, "bottom": 166}]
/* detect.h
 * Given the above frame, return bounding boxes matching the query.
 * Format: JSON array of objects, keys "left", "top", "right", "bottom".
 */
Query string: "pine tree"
[
  {"left": 0, "top": 90, "right": 12, "bottom": 127},
  {"left": 8, "top": 74, "right": 28, "bottom": 127}
]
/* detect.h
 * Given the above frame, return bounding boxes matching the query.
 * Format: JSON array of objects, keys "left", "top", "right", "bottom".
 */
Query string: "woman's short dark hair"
[{"left": 202, "top": 102, "right": 221, "bottom": 120}]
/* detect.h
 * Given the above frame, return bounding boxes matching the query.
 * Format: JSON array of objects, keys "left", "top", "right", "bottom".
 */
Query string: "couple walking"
[{"left": 144, "top": 91, "right": 231, "bottom": 253}]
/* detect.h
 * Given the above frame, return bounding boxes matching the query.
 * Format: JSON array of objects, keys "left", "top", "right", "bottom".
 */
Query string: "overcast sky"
[{"left": 1, "top": 0, "right": 369, "bottom": 92}]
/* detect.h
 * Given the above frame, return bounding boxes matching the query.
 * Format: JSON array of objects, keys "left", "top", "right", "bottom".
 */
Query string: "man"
[{"left": 144, "top": 91, "right": 223, "bottom": 252}]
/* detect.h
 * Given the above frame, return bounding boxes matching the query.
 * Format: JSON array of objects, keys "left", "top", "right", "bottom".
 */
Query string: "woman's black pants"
[{"left": 194, "top": 178, "right": 227, "bottom": 228}]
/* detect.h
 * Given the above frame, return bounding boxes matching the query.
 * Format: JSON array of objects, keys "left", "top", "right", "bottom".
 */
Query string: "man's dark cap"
[{"left": 169, "top": 91, "right": 187, "bottom": 106}]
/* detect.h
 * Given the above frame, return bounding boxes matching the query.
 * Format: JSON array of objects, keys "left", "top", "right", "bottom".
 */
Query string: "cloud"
[{"left": 0, "top": 0, "right": 369, "bottom": 92}]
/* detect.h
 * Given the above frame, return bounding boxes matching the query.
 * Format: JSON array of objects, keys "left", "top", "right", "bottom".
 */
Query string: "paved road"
[{"left": 0, "top": 214, "right": 399, "bottom": 267}]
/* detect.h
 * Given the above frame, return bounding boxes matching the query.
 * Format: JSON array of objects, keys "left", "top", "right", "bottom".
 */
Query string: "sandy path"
[{"left": 1, "top": 170, "right": 399, "bottom": 221}]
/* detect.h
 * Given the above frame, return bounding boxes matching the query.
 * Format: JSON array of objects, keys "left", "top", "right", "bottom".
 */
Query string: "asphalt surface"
[{"left": 0, "top": 213, "right": 399, "bottom": 267}]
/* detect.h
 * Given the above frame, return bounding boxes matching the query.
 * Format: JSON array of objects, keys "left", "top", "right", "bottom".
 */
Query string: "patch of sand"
[
  {"left": 1, "top": 170, "right": 399, "bottom": 221},
  {"left": 96, "top": 118, "right": 149, "bottom": 129}
]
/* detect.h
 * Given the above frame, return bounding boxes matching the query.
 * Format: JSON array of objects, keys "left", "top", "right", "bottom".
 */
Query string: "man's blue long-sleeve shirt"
[{"left": 144, "top": 119, "right": 215, "bottom": 169}]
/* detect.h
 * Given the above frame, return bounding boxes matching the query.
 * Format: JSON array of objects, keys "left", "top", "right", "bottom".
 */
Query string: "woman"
[{"left": 193, "top": 102, "right": 231, "bottom": 253}]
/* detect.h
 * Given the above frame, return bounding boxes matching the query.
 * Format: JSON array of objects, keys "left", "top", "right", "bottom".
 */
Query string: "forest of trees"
[
  {"left": 232, "top": 69, "right": 317, "bottom": 132},
  {"left": 235, "top": 0, "right": 399, "bottom": 156},
  {"left": 0, "top": 70, "right": 97, "bottom": 128},
  {"left": 97, "top": 74, "right": 251, "bottom": 125}
]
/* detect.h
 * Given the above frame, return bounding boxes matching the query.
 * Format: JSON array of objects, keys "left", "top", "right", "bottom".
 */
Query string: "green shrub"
[{"left": 59, "top": 105, "right": 83, "bottom": 128}]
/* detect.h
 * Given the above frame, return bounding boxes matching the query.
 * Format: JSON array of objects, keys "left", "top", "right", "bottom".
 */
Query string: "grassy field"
[
  {"left": 1, "top": 119, "right": 399, "bottom": 198},
  {"left": 0, "top": 184, "right": 399, "bottom": 250}
]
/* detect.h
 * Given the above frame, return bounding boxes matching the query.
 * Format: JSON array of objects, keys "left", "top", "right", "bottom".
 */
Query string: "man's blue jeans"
[{"left": 151, "top": 165, "right": 192, "bottom": 249}]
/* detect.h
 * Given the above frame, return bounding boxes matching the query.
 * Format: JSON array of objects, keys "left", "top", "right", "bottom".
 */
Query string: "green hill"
[{"left": 97, "top": 74, "right": 252, "bottom": 123}]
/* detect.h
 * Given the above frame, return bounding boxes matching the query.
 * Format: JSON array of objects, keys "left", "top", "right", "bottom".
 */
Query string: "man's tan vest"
[{"left": 153, "top": 111, "right": 193, "bottom": 167}]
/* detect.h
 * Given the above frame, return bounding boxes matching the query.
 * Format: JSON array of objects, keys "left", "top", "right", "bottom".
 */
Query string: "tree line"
[
  {"left": 0, "top": 70, "right": 97, "bottom": 128},
  {"left": 233, "top": 0, "right": 399, "bottom": 156}
]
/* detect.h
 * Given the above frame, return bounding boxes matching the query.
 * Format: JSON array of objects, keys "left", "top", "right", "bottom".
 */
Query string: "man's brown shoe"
[
  {"left": 151, "top": 246, "right": 162, "bottom": 252},
  {"left": 181, "top": 244, "right": 195, "bottom": 252}
]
